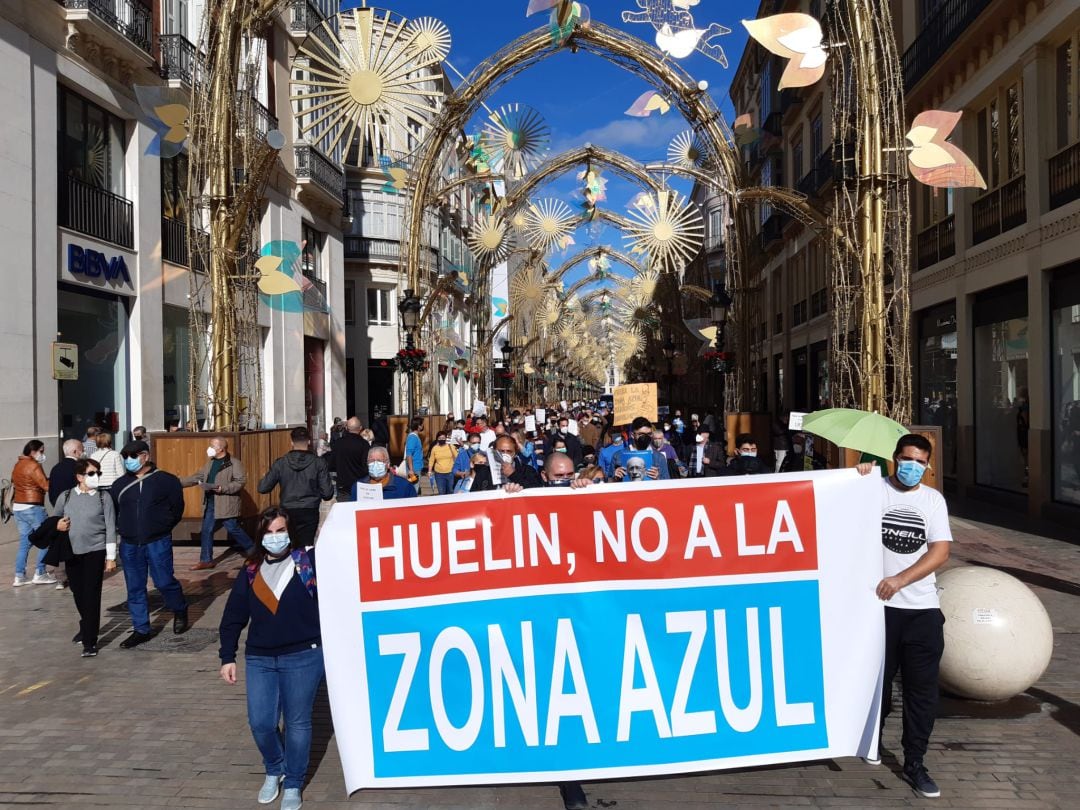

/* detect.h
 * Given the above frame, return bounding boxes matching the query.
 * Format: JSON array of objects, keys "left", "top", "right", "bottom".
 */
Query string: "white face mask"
[
  {"left": 740, "top": 450, "right": 757, "bottom": 458},
  {"left": 696, "top": 435, "right": 706, "bottom": 444},
  {"left": 36, "top": 453, "right": 46, "bottom": 464},
  {"left": 206, "top": 446, "right": 217, "bottom": 458},
  {"left": 84, "top": 473, "right": 100, "bottom": 490}
]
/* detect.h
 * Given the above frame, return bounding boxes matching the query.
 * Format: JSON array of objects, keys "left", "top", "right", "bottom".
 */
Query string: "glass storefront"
[
  {"left": 1052, "top": 264, "right": 1080, "bottom": 506},
  {"left": 162, "top": 305, "right": 208, "bottom": 428},
  {"left": 57, "top": 286, "right": 129, "bottom": 442},
  {"left": 974, "top": 282, "right": 1029, "bottom": 492},
  {"left": 918, "top": 303, "right": 958, "bottom": 478}
]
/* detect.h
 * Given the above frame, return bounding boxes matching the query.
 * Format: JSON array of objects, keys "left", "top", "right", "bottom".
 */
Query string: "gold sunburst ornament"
[
  {"left": 509, "top": 263, "right": 555, "bottom": 323},
  {"left": 289, "top": 7, "right": 449, "bottom": 163},
  {"left": 622, "top": 190, "right": 704, "bottom": 272},
  {"left": 481, "top": 103, "right": 551, "bottom": 180},
  {"left": 467, "top": 212, "right": 512, "bottom": 263},
  {"left": 668, "top": 130, "right": 709, "bottom": 170},
  {"left": 523, "top": 199, "right": 577, "bottom": 252}
]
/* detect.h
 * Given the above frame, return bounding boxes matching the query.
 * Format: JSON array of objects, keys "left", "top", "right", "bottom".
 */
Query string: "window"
[
  {"left": 976, "top": 83, "right": 1024, "bottom": 189},
  {"left": 760, "top": 60, "right": 773, "bottom": 121},
  {"left": 162, "top": 0, "right": 189, "bottom": 35},
  {"left": 301, "top": 223, "right": 323, "bottom": 280},
  {"left": 1056, "top": 36, "right": 1078, "bottom": 150},
  {"left": 772, "top": 266, "right": 784, "bottom": 335},
  {"left": 1052, "top": 265, "right": 1080, "bottom": 505},
  {"left": 58, "top": 86, "right": 126, "bottom": 195},
  {"left": 709, "top": 209, "right": 724, "bottom": 248},
  {"left": 359, "top": 195, "right": 404, "bottom": 239},
  {"left": 792, "top": 138, "right": 804, "bottom": 185},
  {"left": 161, "top": 153, "right": 188, "bottom": 221},
  {"left": 367, "top": 287, "right": 393, "bottom": 325},
  {"left": 344, "top": 280, "right": 355, "bottom": 326},
  {"left": 810, "top": 111, "right": 823, "bottom": 160},
  {"left": 1006, "top": 83, "right": 1023, "bottom": 179}
]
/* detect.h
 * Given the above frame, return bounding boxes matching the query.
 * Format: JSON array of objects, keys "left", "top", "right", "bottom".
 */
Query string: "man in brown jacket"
[{"left": 181, "top": 436, "right": 253, "bottom": 570}]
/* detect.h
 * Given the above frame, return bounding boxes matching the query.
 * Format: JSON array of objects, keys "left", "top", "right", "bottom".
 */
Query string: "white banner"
[{"left": 317, "top": 469, "right": 884, "bottom": 792}]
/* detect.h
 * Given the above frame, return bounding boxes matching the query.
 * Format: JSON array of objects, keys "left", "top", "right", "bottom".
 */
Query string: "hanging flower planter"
[
  {"left": 501, "top": 371, "right": 516, "bottom": 381},
  {"left": 702, "top": 350, "right": 734, "bottom": 374},
  {"left": 393, "top": 348, "right": 428, "bottom": 373}
]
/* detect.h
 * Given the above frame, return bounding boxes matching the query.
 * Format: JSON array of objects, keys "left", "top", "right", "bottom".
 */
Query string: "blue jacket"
[
  {"left": 111, "top": 465, "right": 185, "bottom": 544},
  {"left": 218, "top": 549, "right": 320, "bottom": 664},
  {"left": 598, "top": 442, "right": 625, "bottom": 477},
  {"left": 360, "top": 474, "right": 418, "bottom": 500}
]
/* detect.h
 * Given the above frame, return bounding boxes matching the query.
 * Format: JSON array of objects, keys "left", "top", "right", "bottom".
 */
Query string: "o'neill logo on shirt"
[{"left": 881, "top": 505, "right": 927, "bottom": 554}]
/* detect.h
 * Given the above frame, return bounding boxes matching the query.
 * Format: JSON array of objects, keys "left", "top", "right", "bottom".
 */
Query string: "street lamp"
[
  {"left": 398, "top": 288, "right": 422, "bottom": 416},
  {"left": 500, "top": 340, "right": 515, "bottom": 410},
  {"left": 662, "top": 334, "right": 676, "bottom": 408},
  {"left": 710, "top": 282, "right": 733, "bottom": 431}
]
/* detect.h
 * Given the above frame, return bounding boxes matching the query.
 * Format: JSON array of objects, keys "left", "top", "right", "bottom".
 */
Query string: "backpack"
[{"left": 245, "top": 548, "right": 317, "bottom": 598}]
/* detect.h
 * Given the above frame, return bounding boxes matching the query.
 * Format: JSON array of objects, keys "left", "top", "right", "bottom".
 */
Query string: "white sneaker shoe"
[
  {"left": 257, "top": 774, "right": 283, "bottom": 804},
  {"left": 862, "top": 753, "right": 882, "bottom": 765},
  {"left": 32, "top": 572, "right": 58, "bottom": 585},
  {"left": 280, "top": 788, "right": 302, "bottom": 810},
  {"left": 12, "top": 575, "right": 28, "bottom": 587},
  {"left": 55, "top": 580, "right": 67, "bottom": 590}
]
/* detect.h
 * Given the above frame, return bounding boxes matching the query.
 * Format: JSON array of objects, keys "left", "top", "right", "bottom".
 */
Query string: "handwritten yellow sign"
[{"left": 613, "top": 383, "right": 658, "bottom": 426}]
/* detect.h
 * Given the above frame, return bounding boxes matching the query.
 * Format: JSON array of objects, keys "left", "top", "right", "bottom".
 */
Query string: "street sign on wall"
[{"left": 52, "top": 343, "right": 78, "bottom": 381}]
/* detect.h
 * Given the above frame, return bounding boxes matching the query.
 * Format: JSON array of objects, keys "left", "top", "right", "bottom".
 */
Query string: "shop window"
[
  {"left": 973, "top": 283, "right": 1029, "bottom": 493},
  {"left": 367, "top": 287, "right": 392, "bottom": 325},
  {"left": 301, "top": 222, "right": 323, "bottom": 280},
  {"left": 918, "top": 303, "right": 958, "bottom": 478},
  {"left": 162, "top": 304, "right": 208, "bottom": 428},
  {"left": 1052, "top": 264, "right": 1080, "bottom": 506},
  {"left": 1056, "top": 32, "right": 1080, "bottom": 150},
  {"left": 58, "top": 86, "right": 126, "bottom": 196},
  {"left": 161, "top": 153, "right": 188, "bottom": 220}
]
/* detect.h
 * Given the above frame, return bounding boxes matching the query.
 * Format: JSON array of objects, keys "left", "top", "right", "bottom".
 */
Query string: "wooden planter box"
[{"left": 149, "top": 428, "right": 296, "bottom": 542}]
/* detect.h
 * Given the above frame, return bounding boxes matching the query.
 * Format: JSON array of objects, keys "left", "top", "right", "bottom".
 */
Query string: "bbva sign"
[{"left": 68, "top": 243, "right": 132, "bottom": 286}]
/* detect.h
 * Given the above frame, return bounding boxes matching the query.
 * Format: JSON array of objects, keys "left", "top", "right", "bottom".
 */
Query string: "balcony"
[
  {"left": 915, "top": 215, "right": 956, "bottom": 270},
  {"left": 59, "top": 175, "right": 134, "bottom": 249},
  {"left": 161, "top": 216, "right": 207, "bottom": 272},
  {"left": 797, "top": 147, "right": 834, "bottom": 197},
  {"left": 235, "top": 95, "right": 278, "bottom": 140},
  {"left": 159, "top": 33, "right": 199, "bottom": 87},
  {"left": 63, "top": 0, "right": 153, "bottom": 64},
  {"left": 759, "top": 211, "right": 787, "bottom": 251},
  {"left": 294, "top": 144, "right": 345, "bottom": 207},
  {"left": 289, "top": 0, "right": 334, "bottom": 50},
  {"left": 901, "top": 0, "right": 993, "bottom": 90},
  {"left": 344, "top": 237, "right": 439, "bottom": 268},
  {"left": 1049, "top": 141, "right": 1080, "bottom": 210},
  {"left": 971, "top": 174, "right": 1026, "bottom": 245}
]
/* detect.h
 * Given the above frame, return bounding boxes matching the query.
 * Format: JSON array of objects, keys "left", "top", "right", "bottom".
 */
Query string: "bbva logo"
[{"left": 68, "top": 244, "right": 132, "bottom": 286}]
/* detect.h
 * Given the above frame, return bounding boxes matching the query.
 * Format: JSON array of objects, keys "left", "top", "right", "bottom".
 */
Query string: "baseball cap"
[{"left": 121, "top": 440, "right": 150, "bottom": 458}]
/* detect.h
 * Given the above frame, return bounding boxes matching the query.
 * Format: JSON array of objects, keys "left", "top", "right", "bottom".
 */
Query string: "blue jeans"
[
  {"left": 200, "top": 497, "right": 253, "bottom": 562},
  {"left": 119, "top": 536, "right": 188, "bottom": 634},
  {"left": 14, "top": 506, "right": 47, "bottom": 577},
  {"left": 433, "top": 471, "right": 453, "bottom": 495},
  {"left": 246, "top": 646, "right": 325, "bottom": 790}
]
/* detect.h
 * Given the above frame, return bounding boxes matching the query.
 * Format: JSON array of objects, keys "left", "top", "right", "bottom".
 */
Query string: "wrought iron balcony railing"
[
  {"left": 59, "top": 175, "right": 134, "bottom": 249},
  {"left": 972, "top": 174, "right": 1026, "bottom": 245},
  {"left": 159, "top": 33, "right": 199, "bottom": 85},
  {"left": 915, "top": 215, "right": 956, "bottom": 270},
  {"left": 64, "top": 0, "right": 152, "bottom": 54},
  {"left": 161, "top": 216, "right": 208, "bottom": 272},
  {"left": 901, "top": 0, "right": 993, "bottom": 90},
  {"left": 289, "top": 0, "right": 334, "bottom": 50},
  {"left": 1049, "top": 141, "right": 1080, "bottom": 211},
  {"left": 294, "top": 144, "right": 345, "bottom": 200}
]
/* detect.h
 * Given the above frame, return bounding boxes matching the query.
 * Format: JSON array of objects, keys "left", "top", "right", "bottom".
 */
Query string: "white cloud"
[{"left": 549, "top": 114, "right": 689, "bottom": 158}]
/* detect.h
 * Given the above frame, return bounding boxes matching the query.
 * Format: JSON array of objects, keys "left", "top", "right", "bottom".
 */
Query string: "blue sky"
[{"left": 374, "top": 0, "right": 762, "bottom": 285}]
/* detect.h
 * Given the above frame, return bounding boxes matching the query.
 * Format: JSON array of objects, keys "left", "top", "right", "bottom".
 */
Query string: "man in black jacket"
[
  {"left": 113, "top": 440, "right": 189, "bottom": 649},
  {"left": 681, "top": 428, "right": 729, "bottom": 478},
  {"left": 489, "top": 435, "right": 542, "bottom": 489},
  {"left": 544, "top": 414, "right": 583, "bottom": 467},
  {"left": 258, "top": 427, "right": 333, "bottom": 546},
  {"left": 48, "top": 439, "right": 85, "bottom": 506},
  {"left": 726, "top": 433, "right": 772, "bottom": 475},
  {"left": 333, "top": 417, "right": 371, "bottom": 502}
]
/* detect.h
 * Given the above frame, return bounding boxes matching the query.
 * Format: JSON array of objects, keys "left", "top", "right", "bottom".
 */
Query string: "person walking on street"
[
  {"left": 680, "top": 428, "right": 728, "bottom": 478},
  {"left": 857, "top": 434, "right": 952, "bottom": 798},
  {"left": 726, "top": 433, "right": 771, "bottom": 475},
  {"left": 257, "top": 427, "right": 333, "bottom": 547},
  {"left": 82, "top": 426, "right": 100, "bottom": 460},
  {"left": 48, "top": 439, "right": 84, "bottom": 506},
  {"left": 182, "top": 436, "right": 254, "bottom": 570},
  {"left": 332, "top": 417, "right": 370, "bottom": 502},
  {"left": 11, "top": 440, "right": 55, "bottom": 586},
  {"left": 113, "top": 440, "right": 188, "bottom": 648},
  {"left": 427, "top": 431, "right": 456, "bottom": 495},
  {"left": 404, "top": 419, "right": 425, "bottom": 493},
  {"left": 90, "top": 432, "right": 125, "bottom": 491},
  {"left": 53, "top": 458, "right": 116, "bottom": 657},
  {"left": 219, "top": 508, "right": 323, "bottom": 810}
]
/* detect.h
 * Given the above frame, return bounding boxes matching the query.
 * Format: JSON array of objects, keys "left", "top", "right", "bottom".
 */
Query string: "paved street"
[{"left": 1, "top": 504, "right": 1078, "bottom": 810}]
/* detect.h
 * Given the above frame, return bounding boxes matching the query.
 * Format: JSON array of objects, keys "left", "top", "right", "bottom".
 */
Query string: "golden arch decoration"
[
  {"left": 548, "top": 245, "right": 649, "bottom": 284},
  {"left": 400, "top": 20, "right": 744, "bottom": 294}
]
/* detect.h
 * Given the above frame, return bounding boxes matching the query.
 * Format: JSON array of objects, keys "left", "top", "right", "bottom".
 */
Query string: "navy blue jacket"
[
  {"left": 111, "top": 465, "right": 185, "bottom": 544},
  {"left": 218, "top": 549, "right": 321, "bottom": 664}
]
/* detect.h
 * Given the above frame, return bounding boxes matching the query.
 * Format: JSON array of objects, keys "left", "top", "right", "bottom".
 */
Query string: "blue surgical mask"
[
  {"left": 896, "top": 459, "right": 926, "bottom": 487},
  {"left": 261, "top": 532, "right": 291, "bottom": 555},
  {"left": 368, "top": 461, "right": 388, "bottom": 479},
  {"left": 123, "top": 456, "right": 142, "bottom": 473}
]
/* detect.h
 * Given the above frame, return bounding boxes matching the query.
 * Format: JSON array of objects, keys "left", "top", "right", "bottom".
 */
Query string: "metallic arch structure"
[
  {"left": 548, "top": 245, "right": 648, "bottom": 284},
  {"left": 401, "top": 20, "right": 745, "bottom": 294}
]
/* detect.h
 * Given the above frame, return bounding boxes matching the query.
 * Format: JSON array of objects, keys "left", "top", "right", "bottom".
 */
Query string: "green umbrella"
[{"left": 800, "top": 408, "right": 909, "bottom": 461}]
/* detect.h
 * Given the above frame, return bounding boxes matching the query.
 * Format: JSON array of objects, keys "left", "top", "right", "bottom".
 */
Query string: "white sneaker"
[
  {"left": 12, "top": 575, "right": 28, "bottom": 587},
  {"left": 31, "top": 572, "right": 58, "bottom": 585},
  {"left": 257, "top": 774, "right": 283, "bottom": 804},
  {"left": 862, "top": 753, "right": 882, "bottom": 765},
  {"left": 55, "top": 580, "right": 66, "bottom": 590}
]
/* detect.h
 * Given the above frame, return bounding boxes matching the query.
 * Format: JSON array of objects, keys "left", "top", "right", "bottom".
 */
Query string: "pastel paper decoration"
[
  {"left": 742, "top": 13, "right": 828, "bottom": 89},
  {"left": 625, "top": 90, "right": 670, "bottom": 117},
  {"left": 906, "top": 110, "right": 987, "bottom": 190}
]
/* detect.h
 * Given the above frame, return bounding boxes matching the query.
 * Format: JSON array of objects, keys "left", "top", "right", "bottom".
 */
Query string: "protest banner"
[
  {"left": 613, "top": 383, "right": 658, "bottom": 426},
  {"left": 317, "top": 470, "right": 884, "bottom": 792}
]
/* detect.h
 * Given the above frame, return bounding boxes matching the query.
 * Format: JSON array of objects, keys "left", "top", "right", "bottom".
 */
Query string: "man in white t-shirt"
[{"left": 858, "top": 434, "right": 951, "bottom": 799}]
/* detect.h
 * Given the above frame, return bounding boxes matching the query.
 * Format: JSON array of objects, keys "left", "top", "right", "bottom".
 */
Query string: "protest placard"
[
  {"left": 318, "top": 470, "right": 884, "bottom": 792},
  {"left": 613, "top": 383, "right": 658, "bottom": 425}
]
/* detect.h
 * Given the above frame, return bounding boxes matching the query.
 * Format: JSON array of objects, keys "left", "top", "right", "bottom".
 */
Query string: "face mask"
[
  {"left": 261, "top": 532, "right": 291, "bottom": 555},
  {"left": 498, "top": 451, "right": 515, "bottom": 464},
  {"left": 792, "top": 443, "right": 804, "bottom": 454},
  {"left": 36, "top": 453, "right": 46, "bottom": 464},
  {"left": 896, "top": 459, "right": 926, "bottom": 487},
  {"left": 437, "top": 439, "right": 446, "bottom": 445},
  {"left": 473, "top": 460, "right": 487, "bottom": 469},
  {"left": 206, "top": 446, "right": 217, "bottom": 458},
  {"left": 546, "top": 477, "right": 573, "bottom": 487},
  {"left": 652, "top": 439, "right": 663, "bottom": 449},
  {"left": 555, "top": 447, "right": 567, "bottom": 453},
  {"left": 696, "top": 435, "right": 706, "bottom": 444},
  {"left": 84, "top": 473, "right": 100, "bottom": 490},
  {"left": 634, "top": 435, "right": 652, "bottom": 450},
  {"left": 124, "top": 456, "right": 143, "bottom": 473},
  {"left": 740, "top": 450, "right": 757, "bottom": 458},
  {"left": 664, "top": 424, "right": 671, "bottom": 431},
  {"left": 368, "top": 461, "right": 388, "bottom": 479},
  {"left": 611, "top": 437, "right": 622, "bottom": 446},
  {"left": 469, "top": 444, "right": 480, "bottom": 453}
]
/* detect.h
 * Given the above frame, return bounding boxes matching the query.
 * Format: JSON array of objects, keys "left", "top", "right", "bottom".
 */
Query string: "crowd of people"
[{"left": 4, "top": 403, "right": 953, "bottom": 807}]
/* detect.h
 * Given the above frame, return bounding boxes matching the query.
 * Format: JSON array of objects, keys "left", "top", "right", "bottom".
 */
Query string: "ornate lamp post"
[{"left": 398, "top": 288, "right": 422, "bottom": 416}]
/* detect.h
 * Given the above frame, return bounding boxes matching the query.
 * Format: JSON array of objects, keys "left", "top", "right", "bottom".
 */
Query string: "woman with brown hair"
[
  {"left": 218, "top": 508, "right": 322, "bottom": 810},
  {"left": 11, "top": 440, "right": 53, "bottom": 586}
]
